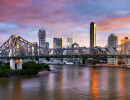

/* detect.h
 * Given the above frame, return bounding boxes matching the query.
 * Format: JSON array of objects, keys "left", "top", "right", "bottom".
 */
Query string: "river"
[{"left": 0, "top": 65, "right": 130, "bottom": 100}]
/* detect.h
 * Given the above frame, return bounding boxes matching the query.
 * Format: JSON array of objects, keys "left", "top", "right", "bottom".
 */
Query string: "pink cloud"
[
  {"left": 0, "top": 0, "right": 129, "bottom": 47},
  {"left": 0, "top": 0, "right": 83, "bottom": 27},
  {"left": 97, "top": 16, "right": 130, "bottom": 31}
]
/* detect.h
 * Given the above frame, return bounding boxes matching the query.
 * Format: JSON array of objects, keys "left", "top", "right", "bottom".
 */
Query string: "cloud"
[
  {"left": 0, "top": 0, "right": 83, "bottom": 27},
  {"left": 97, "top": 16, "right": 130, "bottom": 31},
  {"left": 0, "top": 23, "right": 18, "bottom": 32},
  {"left": 0, "top": 0, "right": 130, "bottom": 47}
]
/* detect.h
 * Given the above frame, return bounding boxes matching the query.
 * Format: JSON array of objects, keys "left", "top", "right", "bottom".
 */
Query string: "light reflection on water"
[{"left": 0, "top": 65, "right": 130, "bottom": 100}]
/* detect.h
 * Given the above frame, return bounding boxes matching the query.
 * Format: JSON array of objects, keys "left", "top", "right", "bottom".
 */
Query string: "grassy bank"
[{"left": 0, "top": 61, "right": 51, "bottom": 77}]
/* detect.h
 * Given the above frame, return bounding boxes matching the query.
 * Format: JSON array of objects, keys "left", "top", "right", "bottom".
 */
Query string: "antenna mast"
[{"left": 42, "top": 23, "right": 43, "bottom": 30}]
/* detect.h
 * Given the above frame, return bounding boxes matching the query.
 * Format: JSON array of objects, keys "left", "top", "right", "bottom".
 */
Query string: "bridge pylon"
[{"left": 10, "top": 59, "right": 22, "bottom": 69}]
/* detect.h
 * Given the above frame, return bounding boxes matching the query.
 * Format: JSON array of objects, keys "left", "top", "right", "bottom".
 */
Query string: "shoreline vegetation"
[
  {"left": 0, "top": 61, "right": 51, "bottom": 77},
  {"left": 0, "top": 60, "right": 129, "bottom": 77}
]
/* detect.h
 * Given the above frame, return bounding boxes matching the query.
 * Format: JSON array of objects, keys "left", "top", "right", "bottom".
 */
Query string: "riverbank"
[
  {"left": 38, "top": 69, "right": 61, "bottom": 76},
  {"left": 0, "top": 61, "right": 51, "bottom": 77},
  {"left": 89, "top": 64, "right": 130, "bottom": 68},
  {"left": 38, "top": 71, "right": 50, "bottom": 76}
]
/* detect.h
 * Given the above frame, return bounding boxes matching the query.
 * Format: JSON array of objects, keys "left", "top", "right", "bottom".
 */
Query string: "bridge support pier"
[
  {"left": 17, "top": 59, "right": 22, "bottom": 69},
  {"left": 10, "top": 59, "right": 15, "bottom": 69},
  {"left": 10, "top": 59, "right": 22, "bottom": 70}
]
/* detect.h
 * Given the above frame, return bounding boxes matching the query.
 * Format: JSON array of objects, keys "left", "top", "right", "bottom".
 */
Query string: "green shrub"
[
  {"left": 22, "top": 61, "right": 41, "bottom": 71},
  {"left": 26, "top": 69, "right": 38, "bottom": 75},
  {"left": 4, "top": 63, "right": 10, "bottom": 66},
  {"left": 0, "top": 65, "right": 10, "bottom": 70},
  {"left": 0, "top": 69, "right": 11, "bottom": 77},
  {"left": 10, "top": 69, "right": 38, "bottom": 76},
  {"left": 0, "top": 60, "right": 50, "bottom": 77},
  {"left": 24, "top": 61, "right": 36, "bottom": 65},
  {"left": 22, "top": 61, "right": 50, "bottom": 71},
  {"left": 0, "top": 61, "right": 4, "bottom": 66},
  {"left": 82, "top": 59, "right": 85, "bottom": 64},
  {"left": 39, "top": 63, "right": 45, "bottom": 66},
  {"left": 42, "top": 65, "right": 51, "bottom": 71},
  {"left": 16, "top": 70, "right": 23, "bottom": 76},
  {"left": 0, "top": 63, "right": 39, "bottom": 77},
  {"left": 0, "top": 69, "right": 39, "bottom": 77}
]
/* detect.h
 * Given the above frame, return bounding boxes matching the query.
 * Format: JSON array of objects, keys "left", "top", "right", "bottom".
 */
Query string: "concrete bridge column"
[
  {"left": 10, "top": 59, "right": 23, "bottom": 70},
  {"left": 10, "top": 59, "right": 15, "bottom": 70},
  {"left": 17, "top": 59, "right": 22, "bottom": 69}
]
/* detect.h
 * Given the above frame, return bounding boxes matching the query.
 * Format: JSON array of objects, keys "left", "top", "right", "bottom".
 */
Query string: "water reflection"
[
  {"left": 60, "top": 71, "right": 65, "bottom": 100},
  {"left": 91, "top": 67, "right": 99, "bottom": 100},
  {"left": 12, "top": 79, "right": 22, "bottom": 100},
  {"left": 0, "top": 65, "right": 130, "bottom": 100},
  {"left": 116, "top": 69, "right": 126, "bottom": 100}
]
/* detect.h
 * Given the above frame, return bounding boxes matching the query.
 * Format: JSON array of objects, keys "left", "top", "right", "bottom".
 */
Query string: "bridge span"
[{"left": 0, "top": 35, "right": 129, "bottom": 69}]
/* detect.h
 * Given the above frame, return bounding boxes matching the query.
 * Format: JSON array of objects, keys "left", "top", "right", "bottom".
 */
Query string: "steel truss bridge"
[{"left": 0, "top": 35, "right": 130, "bottom": 59}]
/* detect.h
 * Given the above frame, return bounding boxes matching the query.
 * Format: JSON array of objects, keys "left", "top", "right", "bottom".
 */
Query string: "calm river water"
[{"left": 0, "top": 65, "right": 130, "bottom": 100}]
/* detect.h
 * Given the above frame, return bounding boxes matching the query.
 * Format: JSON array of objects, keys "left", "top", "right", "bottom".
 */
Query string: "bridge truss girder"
[{"left": 0, "top": 35, "right": 129, "bottom": 59}]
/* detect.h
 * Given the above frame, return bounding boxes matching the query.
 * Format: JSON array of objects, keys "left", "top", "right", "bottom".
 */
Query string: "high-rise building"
[
  {"left": 53, "top": 38, "right": 63, "bottom": 49},
  {"left": 67, "top": 37, "right": 74, "bottom": 48},
  {"left": 121, "top": 37, "right": 129, "bottom": 54},
  {"left": 32, "top": 42, "right": 38, "bottom": 56},
  {"left": 108, "top": 33, "right": 118, "bottom": 48},
  {"left": 125, "top": 40, "right": 130, "bottom": 65},
  {"left": 107, "top": 33, "right": 118, "bottom": 64},
  {"left": 90, "top": 22, "right": 96, "bottom": 48},
  {"left": 46, "top": 42, "right": 49, "bottom": 49},
  {"left": 52, "top": 38, "right": 63, "bottom": 61},
  {"left": 64, "top": 36, "right": 74, "bottom": 62},
  {"left": 121, "top": 37, "right": 130, "bottom": 65},
  {"left": 38, "top": 29, "right": 46, "bottom": 48}
]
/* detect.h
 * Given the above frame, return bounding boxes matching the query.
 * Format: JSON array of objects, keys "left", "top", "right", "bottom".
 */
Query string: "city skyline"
[{"left": 0, "top": 0, "right": 130, "bottom": 48}]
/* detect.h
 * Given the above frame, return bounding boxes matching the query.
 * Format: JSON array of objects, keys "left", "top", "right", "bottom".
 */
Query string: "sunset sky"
[{"left": 0, "top": 0, "right": 130, "bottom": 48}]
